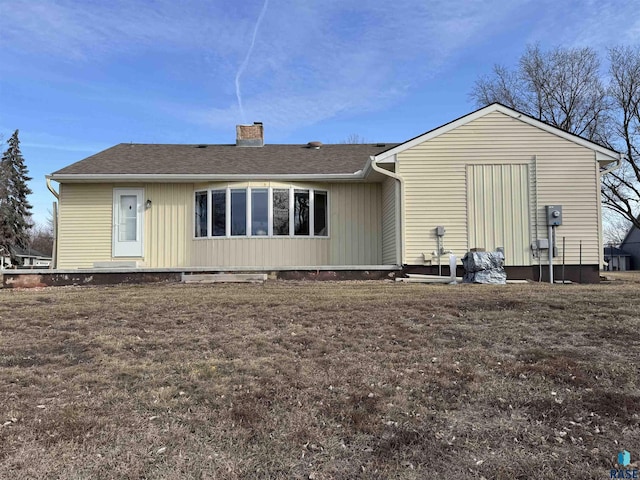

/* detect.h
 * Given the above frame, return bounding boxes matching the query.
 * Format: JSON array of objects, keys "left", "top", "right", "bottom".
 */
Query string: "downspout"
[
  {"left": 370, "top": 156, "right": 405, "bottom": 266},
  {"left": 45, "top": 175, "right": 59, "bottom": 200},
  {"left": 597, "top": 153, "right": 624, "bottom": 273},
  {"left": 45, "top": 175, "right": 59, "bottom": 269}
]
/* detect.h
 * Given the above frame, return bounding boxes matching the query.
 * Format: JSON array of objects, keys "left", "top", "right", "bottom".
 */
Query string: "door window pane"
[
  {"left": 314, "top": 191, "right": 328, "bottom": 236},
  {"left": 294, "top": 189, "right": 309, "bottom": 236},
  {"left": 272, "top": 189, "right": 290, "bottom": 235},
  {"left": 119, "top": 195, "right": 137, "bottom": 241},
  {"left": 195, "top": 191, "right": 208, "bottom": 237},
  {"left": 212, "top": 190, "right": 226, "bottom": 236},
  {"left": 231, "top": 189, "right": 247, "bottom": 236},
  {"left": 251, "top": 189, "right": 268, "bottom": 236}
]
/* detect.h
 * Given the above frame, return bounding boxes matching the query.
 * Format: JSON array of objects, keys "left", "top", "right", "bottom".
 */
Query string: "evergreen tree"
[{"left": 0, "top": 130, "right": 33, "bottom": 265}]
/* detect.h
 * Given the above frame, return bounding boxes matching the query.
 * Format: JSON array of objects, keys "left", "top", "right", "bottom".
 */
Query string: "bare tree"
[
  {"left": 29, "top": 216, "right": 54, "bottom": 257},
  {"left": 601, "top": 46, "right": 640, "bottom": 229},
  {"left": 602, "top": 212, "right": 632, "bottom": 246},
  {"left": 341, "top": 133, "right": 368, "bottom": 144},
  {"left": 471, "top": 44, "right": 640, "bottom": 229}
]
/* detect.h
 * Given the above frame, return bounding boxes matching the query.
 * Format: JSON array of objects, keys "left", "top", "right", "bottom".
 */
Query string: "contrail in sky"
[{"left": 235, "top": 0, "right": 269, "bottom": 124}]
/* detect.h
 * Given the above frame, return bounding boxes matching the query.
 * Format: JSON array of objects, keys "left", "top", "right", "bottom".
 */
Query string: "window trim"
[{"left": 193, "top": 186, "right": 329, "bottom": 239}]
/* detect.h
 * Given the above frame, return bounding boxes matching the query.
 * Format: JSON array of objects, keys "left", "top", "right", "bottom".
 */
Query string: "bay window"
[{"left": 194, "top": 186, "right": 328, "bottom": 238}]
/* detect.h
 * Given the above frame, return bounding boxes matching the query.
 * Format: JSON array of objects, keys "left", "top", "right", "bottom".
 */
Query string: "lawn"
[{"left": 0, "top": 280, "right": 639, "bottom": 479}]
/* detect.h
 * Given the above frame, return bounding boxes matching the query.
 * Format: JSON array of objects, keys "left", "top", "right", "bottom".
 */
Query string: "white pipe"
[
  {"left": 449, "top": 254, "right": 457, "bottom": 284},
  {"left": 370, "top": 156, "right": 405, "bottom": 266}
]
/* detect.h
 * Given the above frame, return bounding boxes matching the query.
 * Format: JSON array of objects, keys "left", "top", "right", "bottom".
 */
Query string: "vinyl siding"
[
  {"left": 381, "top": 176, "right": 397, "bottom": 264},
  {"left": 467, "top": 164, "right": 530, "bottom": 265},
  {"left": 57, "top": 183, "right": 113, "bottom": 268},
  {"left": 398, "top": 111, "right": 601, "bottom": 266},
  {"left": 144, "top": 183, "right": 192, "bottom": 268},
  {"left": 190, "top": 182, "right": 382, "bottom": 267}
]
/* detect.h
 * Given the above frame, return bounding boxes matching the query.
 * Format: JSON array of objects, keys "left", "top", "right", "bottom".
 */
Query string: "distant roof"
[
  {"left": 9, "top": 246, "right": 52, "bottom": 259},
  {"left": 604, "top": 246, "right": 630, "bottom": 256},
  {"left": 51, "top": 143, "right": 400, "bottom": 178}
]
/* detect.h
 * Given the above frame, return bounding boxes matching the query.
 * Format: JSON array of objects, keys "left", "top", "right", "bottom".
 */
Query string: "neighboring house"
[
  {"left": 620, "top": 223, "right": 640, "bottom": 270},
  {"left": 1, "top": 246, "right": 52, "bottom": 269},
  {"left": 47, "top": 103, "right": 622, "bottom": 282},
  {"left": 603, "top": 246, "right": 631, "bottom": 271}
]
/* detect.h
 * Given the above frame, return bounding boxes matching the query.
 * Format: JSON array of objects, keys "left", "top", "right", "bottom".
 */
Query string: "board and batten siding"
[
  {"left": 144, "top": 183, "right": 192, "bottom": 268},
  {"left": 190, "top": 182, "right": 383, "bottom": 267},
  {"left": 467, "top": 164, "right": 530, "bottom": 265},
  {"left": 398, "top": 110, "right": 601, "bottom": 266},
  {"left": 381, "top": 176, "right": 397, "bottom": 264},
  {"left": 57, "top": 183, "right": 113, "bottom": 268}
]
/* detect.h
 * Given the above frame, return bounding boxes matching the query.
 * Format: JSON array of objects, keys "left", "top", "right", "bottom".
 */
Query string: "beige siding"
[
  {"left": 398, "top": 110, "right": 601, "bottom": 266},
  {"left": 190, "top": 182, "right": 382, "bottom": 267},
  {"left": 381, "top": 176, "right": 397, "bottom": 264},
  {"left": 57, "top": 183, "right": 113, "bottom": 268},
  {"left": 192, "top": 238, "right": 330, "bottom": 267},
  {"left": 467, "top": 164, "right": 530, "bottom": 265},
  {"left": 144, "top": 183, "right": 193, "bottom": 268},
  {"left": 329, "top": 183, "right": 381, "bottom": 265}
]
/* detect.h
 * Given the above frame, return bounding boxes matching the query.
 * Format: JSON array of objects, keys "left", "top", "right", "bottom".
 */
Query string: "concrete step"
[{"left": 182, "top": 273, "right": 267, "bottom": 284}]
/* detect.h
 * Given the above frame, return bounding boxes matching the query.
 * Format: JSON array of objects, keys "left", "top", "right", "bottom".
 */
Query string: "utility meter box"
[
  {"left": 545, "top": 205, "right": 563, "bottom": 226},
  {"left": 436, "top": 226, "right": 446, "bottom": 237}
]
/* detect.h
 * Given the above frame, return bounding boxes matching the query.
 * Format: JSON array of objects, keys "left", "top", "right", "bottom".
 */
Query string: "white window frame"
[{"left": 192, "top": 186, "right": 330, "bottom": 239}]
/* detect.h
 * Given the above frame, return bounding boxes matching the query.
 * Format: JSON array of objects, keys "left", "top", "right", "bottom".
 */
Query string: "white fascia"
[
  {"left": 49, "top": 172, "right": 368, "bottom": 183},
  {"left": 373, "top": 103, "right": 622, "bottom": 164}
]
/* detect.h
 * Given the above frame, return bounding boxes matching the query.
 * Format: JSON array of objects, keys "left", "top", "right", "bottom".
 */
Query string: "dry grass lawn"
[{"left": 0, "top": 280, "right": 639, "bottom": 479}]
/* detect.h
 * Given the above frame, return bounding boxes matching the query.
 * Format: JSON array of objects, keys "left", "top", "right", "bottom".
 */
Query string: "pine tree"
[{"left": 0, "top": 130, "right": 33, "bottom": 266}]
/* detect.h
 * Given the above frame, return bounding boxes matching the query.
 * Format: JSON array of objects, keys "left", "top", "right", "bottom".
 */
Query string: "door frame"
[{"left": 112, "top": 188, "right": 144, "bottom": 258}]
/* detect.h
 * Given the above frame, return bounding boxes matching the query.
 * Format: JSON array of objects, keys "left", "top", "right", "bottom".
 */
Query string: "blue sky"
[{"left": 1, "top": 0, "right": 639, "bottom": 225}]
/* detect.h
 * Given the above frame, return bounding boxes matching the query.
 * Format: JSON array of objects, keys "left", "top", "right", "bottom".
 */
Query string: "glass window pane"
[
  {"left": 314, "top": 191, "right": 328, "bottom": 236},
  {"left": 294, "top": 189, "right": 309, "bottom": 236},
  {"left": 195, "top": 191, "right": 208, "bottom": 237},
  {"left": 212, "top": 190, "right": 226, "bottom": 236},
  {"left": 119, "top": 195, "right": 137, "bottom": 241},
  {"left": 272, "top": 189, "right": 289, "bottom": 236},
  {"left": 251, "top": 189, "right": 268, "bottom": 236},
  {"left": 231, "top": 189, "right": 247, "bottom": 236}
]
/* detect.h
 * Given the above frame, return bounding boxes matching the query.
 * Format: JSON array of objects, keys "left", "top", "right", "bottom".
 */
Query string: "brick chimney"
[{"left": 236, "top": 122, "right": 264, "bottom": 147}]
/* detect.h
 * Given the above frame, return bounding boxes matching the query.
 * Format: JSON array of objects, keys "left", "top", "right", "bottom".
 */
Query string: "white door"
[{"left": 113, "top": 188, "right": 144, "bottom": 257}]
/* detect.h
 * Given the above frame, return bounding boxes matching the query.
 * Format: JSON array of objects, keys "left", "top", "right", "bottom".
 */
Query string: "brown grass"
[{"left": 0, "top": 280, "right": 639, "bottom": 479}]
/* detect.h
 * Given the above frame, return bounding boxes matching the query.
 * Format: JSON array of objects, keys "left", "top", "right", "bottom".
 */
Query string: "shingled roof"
[{"left": 51, "top": 143, "right": 399, "bottom": 178}]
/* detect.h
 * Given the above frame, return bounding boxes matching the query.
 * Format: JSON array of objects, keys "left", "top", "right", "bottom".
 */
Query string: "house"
[
  {"left": 603, "top": 245, "right": 631, "bottom": 271},
  {"left": 1, "top": 246, "right": 52, "bottom": 269},
  {"left": 620, "top": 223, "right": 640, "bottom": 270},
  {"left": 47, "top": 103, "right": 622, "bottom": 282}
]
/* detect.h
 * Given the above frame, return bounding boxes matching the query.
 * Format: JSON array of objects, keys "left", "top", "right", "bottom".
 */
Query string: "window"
[
  {"left": 195, "top": 191, "right": 208, "bottom": 237},
  {"left": 230, "top": 189, "right": 247, "bottom": 236},
  {"left": 251, "top": 189, "right": 268, "bottom": 236},
  {"left": 195, "top": 187, "right": 328, "bottom": 238},
  {"left": 272, "top": 189, "right": 289, "bottom": 235},
  {"left": 294, "top": 189, "right": 309, "bottom": 236},
  {"left": 212, "top": 190, "right": 226, "bottom": 237},
  {"left": 314, "top": 190, "right": 328, "bottom": 236}
]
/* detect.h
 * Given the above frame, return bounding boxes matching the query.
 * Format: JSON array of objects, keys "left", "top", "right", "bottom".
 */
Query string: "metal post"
[
  {"left": 579, "top": 240, "right": 582, "bottom": 284},
  {"left": 548, "top": 225, "right": 554, "bottom": 284},
  {"left": 562, "top": 236, "right": 566, "bottom": 284}
]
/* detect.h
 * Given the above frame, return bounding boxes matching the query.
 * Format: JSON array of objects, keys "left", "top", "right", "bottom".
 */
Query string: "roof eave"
[
  {"left": 49, "top": 172, "right": 368, "bottom": 183},
  {"left": 372, "top": 103, "right": 622, "bottom": 162}
]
